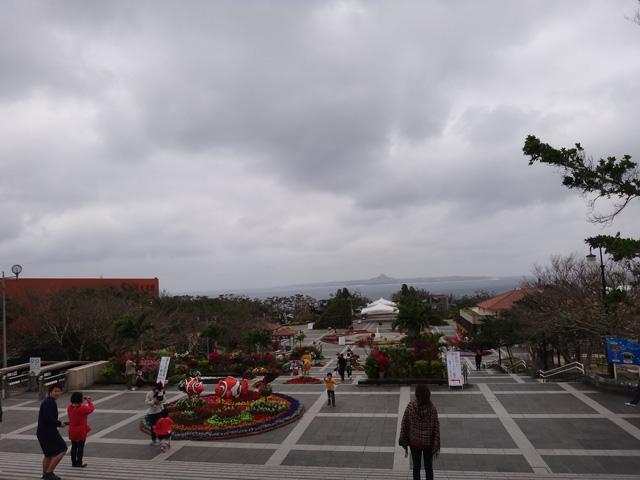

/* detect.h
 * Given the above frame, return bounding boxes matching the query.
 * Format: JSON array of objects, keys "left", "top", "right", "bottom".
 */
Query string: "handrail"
[
  {"left": 539, "top": 361, "right": 585, "bottom": 379},
  {"left": 506, "top": 359, "right": 526, "bottom": 373}
]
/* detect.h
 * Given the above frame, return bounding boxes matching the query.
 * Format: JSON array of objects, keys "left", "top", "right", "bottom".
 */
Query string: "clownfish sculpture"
[
  {"left": 214, "top": 376, "right": 248, "bottom": 400},
  {"left": 184, "top": 377, "right": 204, "bottom": 398}
]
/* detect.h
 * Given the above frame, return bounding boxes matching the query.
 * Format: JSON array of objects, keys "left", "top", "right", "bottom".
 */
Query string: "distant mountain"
[{"left": 279, "top": 273, "right": 494, "bottom": 288}]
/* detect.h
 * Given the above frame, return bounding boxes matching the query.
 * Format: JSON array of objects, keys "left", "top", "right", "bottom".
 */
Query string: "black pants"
[
  {"left": 326, "top": 390, "right": 335, "bottom": 405},
  {"left": 71, "top": 440, "right": 85, "bottom": 466},
  {"left": 147, "top": 413, "right": 161, "bottom": 441},
  {"left": 410, "top": 444, "right": 433, "bottom": 480},
  {"left": 338, "top": 367, "right": 345, "bottom": 381}
]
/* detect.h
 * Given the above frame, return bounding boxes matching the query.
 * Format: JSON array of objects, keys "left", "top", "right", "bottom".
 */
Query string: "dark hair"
[
  {"left": 48, "top": 384, "right": 62, "bottom": 394},
  {"left": 161, "top": 408, "right": 169, "bottom": 418},
  {"left": 327, "top": 372, "right": 332, "bottom": 377},
  {"left": 70, "top": 392, "right": 83, "bottom": 404},
  {"left": 415, "top": 384, "right": 431, "bottom": 406}
]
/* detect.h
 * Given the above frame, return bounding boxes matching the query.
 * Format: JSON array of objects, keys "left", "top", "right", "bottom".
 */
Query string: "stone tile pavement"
[{"left": 2, "top": 326, "right": 639, "bottom": 479}]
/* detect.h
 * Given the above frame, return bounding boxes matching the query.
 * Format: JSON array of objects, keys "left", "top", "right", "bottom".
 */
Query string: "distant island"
[
  {"left": 187, "top": 274, "right": 525, "bottom": 301},
  {"left": 276, "top": 273, "right": 495, "bottom": 289}
]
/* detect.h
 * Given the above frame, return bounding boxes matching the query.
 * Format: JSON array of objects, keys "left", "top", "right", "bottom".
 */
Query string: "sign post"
[
  {"left": 156, "top": 356, "right": 171, "bottom": 385},
  {"left": 446, "top": 351, "right": 463, "bottom": 389}
]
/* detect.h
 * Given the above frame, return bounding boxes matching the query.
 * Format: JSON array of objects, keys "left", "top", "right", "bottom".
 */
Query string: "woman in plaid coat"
[{"left": 398, "top": 384, "right": 440, "bottom": 480}]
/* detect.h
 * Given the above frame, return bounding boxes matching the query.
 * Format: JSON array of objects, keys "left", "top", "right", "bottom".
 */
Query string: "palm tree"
[{"left": 113, "top": 312, "right": 154, "bottom": 355}]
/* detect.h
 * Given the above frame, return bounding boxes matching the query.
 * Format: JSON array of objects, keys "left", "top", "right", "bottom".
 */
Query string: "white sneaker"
[
  {"left": 132, "top": 388, "right": 136, "bottom": 391},
  {"left": 625, "top": 402, "right": 636, "bottom": 406}
]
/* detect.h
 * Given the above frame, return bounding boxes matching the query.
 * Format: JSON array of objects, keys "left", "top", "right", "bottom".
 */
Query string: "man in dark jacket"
[
  {"left": 337, "top": 354, "right": 347, "bottom": 381},
  {"left": 37, "top": 385, "right": 68, "bottom": 480}
]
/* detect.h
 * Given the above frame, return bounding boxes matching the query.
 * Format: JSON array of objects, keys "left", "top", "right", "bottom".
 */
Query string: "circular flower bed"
[
  {"left": 140, "top": 392, "right": 304, "bottom": 440},
  {"left": 285, "top": 376, "right": 321, "bottom": 384}
]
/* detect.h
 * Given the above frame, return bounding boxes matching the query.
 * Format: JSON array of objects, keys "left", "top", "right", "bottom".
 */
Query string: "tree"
[
  {"left": 392, "top": 284, "right": 443, "bottom": 340},
  {"left": 113, "top": 312, "right": 154, "bottom": 355},
  {"left": 510, "top": 254, "right": 639, "bottom": 367},
  {"left": 626, "top": 0, "right": 640, "bottom": 26},
  {"left": 201, "top": 323, "right": 227, "bottom": 353},
  {"left": 244, "top": 328, "right": 272, "bottom": 354},
  {"left": 523, "top": 135, "right": 640, "bottom": 284},
  {"left": 523, "top": 135, "right": 639, "bottom": 225},
  {"left": 294, "top": 332, "right": 306, "bottom": 348}
]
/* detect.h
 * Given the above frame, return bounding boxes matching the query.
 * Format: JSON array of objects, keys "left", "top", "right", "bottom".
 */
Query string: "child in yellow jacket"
[{"left": 324, "top": 372, "right": 339, "bottom": 406}]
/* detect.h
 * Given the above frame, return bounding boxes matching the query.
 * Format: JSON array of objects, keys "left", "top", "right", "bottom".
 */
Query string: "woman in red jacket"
[{"left": 67, "top": 392, "right": 94, "bottom": 468}]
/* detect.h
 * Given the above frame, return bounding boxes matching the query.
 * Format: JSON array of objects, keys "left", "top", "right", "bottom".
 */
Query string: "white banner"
[
  {"left": 156, "top": 356, "right": 171, "bottom": 385},
  {"left": 30, "top": 357, "right": 41, "bottom": 376},
  {"left": 446, "top": 351, "right": 463, "bottom": 387},
  {"left": 338, "top": 336, "right": 346, "bottom": 346}
]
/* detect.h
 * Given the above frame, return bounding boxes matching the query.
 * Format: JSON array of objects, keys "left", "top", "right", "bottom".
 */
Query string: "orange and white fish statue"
[
  {"left": 214, "top": 376, "right": 248, "bottom": 400},
  {"left": 185, "top": 377, "right": 204, "bottom": 398}
]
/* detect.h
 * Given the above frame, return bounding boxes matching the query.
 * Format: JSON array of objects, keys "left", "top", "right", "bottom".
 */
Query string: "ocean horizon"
[{"left": 187, "top": 275, "right": 528, "bottom": 301}]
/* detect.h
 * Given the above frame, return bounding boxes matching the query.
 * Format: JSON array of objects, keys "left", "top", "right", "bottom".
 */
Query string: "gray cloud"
[{"left": 1, "top": 1, "right": 639, "bottom": 294}]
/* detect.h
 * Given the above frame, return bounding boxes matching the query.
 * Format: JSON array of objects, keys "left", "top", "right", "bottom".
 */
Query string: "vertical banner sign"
[
  {"left": 338, "top": 336, "right": 346, "bottom": 346},
  {"left": 156, "top": 356, "right": 171, "bottom": 385},
  {"left": 446, "top": 351, "right": 462, "bottom": 387},
  {"left": 30, "top": 357, "right": 41, "bottom": 376}
]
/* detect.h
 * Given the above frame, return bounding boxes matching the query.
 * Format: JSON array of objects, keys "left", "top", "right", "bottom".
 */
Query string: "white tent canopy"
[{"left": 361, "top": 298, "right": 398, "bottom": 316}]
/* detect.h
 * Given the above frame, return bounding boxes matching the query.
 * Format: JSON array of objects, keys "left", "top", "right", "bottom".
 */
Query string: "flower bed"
[
  {"left": 140, "top": 392, "right": 304, "bottom": 440},
  {"left": 285, "top": 376, "right": 321, "bottom": 384}
]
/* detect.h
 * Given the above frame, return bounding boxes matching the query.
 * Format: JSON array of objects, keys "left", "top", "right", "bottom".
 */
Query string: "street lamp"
[
  {"left": 586, "top": 247, "right": 607, "bottom": 307},
  {"left": 586, "top": 248, "right": 613, "bottom": 377},
  {"left": 2, "top": 264, "right": 22, "bottom": 369}
]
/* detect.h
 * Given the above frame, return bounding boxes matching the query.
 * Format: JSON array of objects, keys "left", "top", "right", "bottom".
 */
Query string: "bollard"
[
  {"left": 38, "top": 375, "right": 46, "bottom": 400},
  {"left": 28, "top": 374, "right": 38, "bottom": 392},
  {"left": 1, "top": 374, "right": 7, "bottom": 400}
]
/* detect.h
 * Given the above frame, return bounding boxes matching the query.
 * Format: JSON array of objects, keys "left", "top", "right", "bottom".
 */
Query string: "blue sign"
[{"left": 606, "top": 338, "right": 640, "bottom": 366}]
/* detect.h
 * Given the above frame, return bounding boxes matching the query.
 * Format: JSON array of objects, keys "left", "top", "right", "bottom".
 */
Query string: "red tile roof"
[{"left": 476, "top": 288, "right": 536, "bottom": 312}]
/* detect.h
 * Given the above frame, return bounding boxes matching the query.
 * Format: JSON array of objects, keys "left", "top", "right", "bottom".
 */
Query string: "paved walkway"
[{"left": 2, "top": 323, "right": 639, "bottom": 479}]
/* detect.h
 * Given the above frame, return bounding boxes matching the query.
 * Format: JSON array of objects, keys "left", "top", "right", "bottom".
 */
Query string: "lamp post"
[
  {"left": 586, "top": 248, "right": 613, "bottom": 377},
  {"left": 586, "top": 247, "right": 607, "bottom": 308},
  {"left": 2, "top": 264, "right": 22, "bottom": 369}
]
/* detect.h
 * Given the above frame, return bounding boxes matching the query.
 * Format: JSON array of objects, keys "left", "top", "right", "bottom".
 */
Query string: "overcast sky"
[{"left": 1, "top": 1, "right": 639, "bottom": 295}]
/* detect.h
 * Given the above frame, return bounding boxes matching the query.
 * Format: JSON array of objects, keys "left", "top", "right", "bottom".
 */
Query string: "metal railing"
[
  {"left": 505, "top": 359, "right": 527, "bottom": 373},
  {"left": 539, "top": 361, "right": 585, "bottom": 381}
]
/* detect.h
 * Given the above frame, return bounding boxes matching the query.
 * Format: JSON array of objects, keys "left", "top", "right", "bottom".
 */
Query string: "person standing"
[
  {"left": 37, "top": 385, "right": 68, "bottom": 480},
  {"left": 625, "top": 380, "right": 640, "bottom": 406},
  {"left": 125, "top": 357, "right": 137, "bottom": 391},
  {"left": 153, "top": 408, "right": 173, "bottom": 452},
  {"left": 67, "top": 392, "right": 94, "bottom": 468},
  {"left": 145, "top": 382, "right": 164, "bottom": 444},
  {"left": 324, "top": 372, "right": 339, "bottom": 406},
  {"left": 475, "top": 349, "right": 482, "bottom": 370},
  {"left": 346, "top": 352, "right": 353, "bottom": 378},
  {"left": 337, "top": 354, "right": 347, "bottom": 381},
  {"left": 399, "top": 384, "right": 440, "bottom": 480}
]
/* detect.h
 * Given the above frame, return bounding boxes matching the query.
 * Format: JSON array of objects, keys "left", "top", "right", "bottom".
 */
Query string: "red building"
[{"left": 3, "top": 277, "right": 159, "bottom": 303}]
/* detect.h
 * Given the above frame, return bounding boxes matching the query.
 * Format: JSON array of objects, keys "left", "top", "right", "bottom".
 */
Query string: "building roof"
[
  {"left": 476, "top": 288, "right": 536, "bottom": 312},
  {"left": 272, "top": 327, "right": 299, "bottom": 338}
]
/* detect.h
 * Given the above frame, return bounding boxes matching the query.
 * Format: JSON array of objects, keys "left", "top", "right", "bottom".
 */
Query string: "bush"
[
  {"left": 429, "top": 360, "right": 446, "bottom": 378},
  {"left": 364, "top": 355, "right": 379, "bottom": 379},
  {"left": 413, "top": 360, "right": 429, "bottom": 378},
  {"left": 388, "top": 348, "right": 413, "bottom": 377}
]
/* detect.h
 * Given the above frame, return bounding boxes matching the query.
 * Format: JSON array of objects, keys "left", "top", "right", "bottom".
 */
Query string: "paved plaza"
[{"left": 1, "top": 322, "right": 640, "bottom": 479}]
